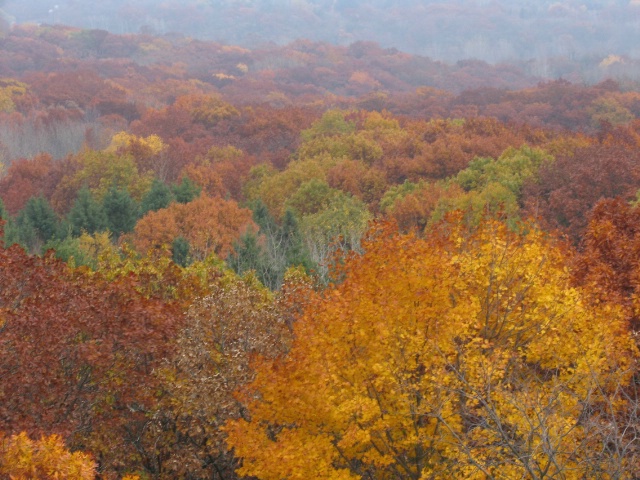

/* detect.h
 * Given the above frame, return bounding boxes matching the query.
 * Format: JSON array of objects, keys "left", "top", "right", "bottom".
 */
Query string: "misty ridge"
[
  {"left": 2, "top": 0, "right": 640, "bottom": 78},
  {"left": 0, "top": 0, "right": 639, "bottom": 163}
]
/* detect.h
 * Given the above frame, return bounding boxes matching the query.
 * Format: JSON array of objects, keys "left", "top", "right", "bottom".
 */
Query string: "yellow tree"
[
  {"left": 52, "top": 149, "right": 153, "bottom": 212},
  {"left": 0, "top": 432, "right": 95, "bottom": 480},
  {"left": 225, "top": 217, "right": 638, "bottom": 479},
  {"left": 107, "top": 131, "right": 171, "bottom": 181}
]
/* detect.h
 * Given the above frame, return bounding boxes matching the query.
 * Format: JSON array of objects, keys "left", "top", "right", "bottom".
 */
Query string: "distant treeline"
[{"left": 3, "top": 0, "right": 640, "bottom": 76}]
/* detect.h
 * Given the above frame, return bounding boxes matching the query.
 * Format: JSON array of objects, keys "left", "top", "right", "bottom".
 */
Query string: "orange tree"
[
  {"left": 133, "top": 194, "right": 255, "bottom": 261},
  {"left": 0, "top": 432, "right": 95, "bottom": 480},
  {"left": 225, "top": 217, "right": 638, "bottom": 479}
]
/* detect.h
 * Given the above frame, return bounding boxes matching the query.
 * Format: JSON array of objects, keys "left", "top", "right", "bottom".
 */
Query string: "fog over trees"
[{"left": 3, "top": 0, "right": 640, "bottom": 68}]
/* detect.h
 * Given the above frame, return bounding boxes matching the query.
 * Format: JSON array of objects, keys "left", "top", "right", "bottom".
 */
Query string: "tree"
[
  {"left": 300, "top": 110, "right": 356, "bottom": 141},
  {"left": 0, "top": 153, "right": 57, "bottom": 215},
  {"left": 140, "top": 178, "right": 174, "bottom": 215},
  {"left": 226, "top": 217, "right": 638, "bottom": 479},
  {"left": 0, "top": 432, "right": 95, "bottom": 480},
  {"left": 253, "top": 159, "right": 327, "bottom": 220},
  {"left": 107, "top": 131, "right": 170, "bottom": 180},
  {"left": 171, "top": 236, "right": 190, "bottom": 267},
  {"left": 13, "top": 195, "right": 59, "bottom": 253},
  {"left": 67, "top": 186, "right": 108, "bottom": 236},
  {"left": 574, "top": 197, "right": 640, "bottom": 328},
  {"left": 133, "top": 195, "right": 254, "bottom": 261},
  {"left": 284, "top": 179, "right": 335, "bottom": 217},
  {"left": 231, "top": 202, "right": 314, "bottom": 289},
  {"left": 150, "top": 276, "right": 294, "bottom": 478},
  {"left": 172, "top": 176, "right": 201, "bottom": 204},
  {"left": 0, "top": 238, "right": 182, "bottom": 476},
  {"left": 299, "top": 192, "right": 371, "bottom": 282},
  {"left": 381, "top": 180, "right": 465, "bottom": 232},
  {"left": 103, "top": 186, "right": 139, "bottom": 237},
  {"left": 523, "top": 143, "right": 640, "bottom": 243},
  {"left": 53, "top": 150, "right": 153, "bottom": 212}
]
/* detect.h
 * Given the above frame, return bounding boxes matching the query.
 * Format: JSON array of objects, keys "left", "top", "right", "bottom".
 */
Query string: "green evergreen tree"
[
  {"left": 281, "top": 209, "right": 314, "bottom": 271},
  {"left": 0, "top": 197, "right": 17, "bottom": 248},
  {"left": 103, "top": 187, "right": 139, "bottom": 237},
  {"left": 141, "top": 178, "right": 174, "bottom": 215},
  {"left": 172, "top": 177, "right": 201, "bottom": 204},
  {"left": 14, "top": 196, "right": 59, "bottom": 253},
  {"left": 44, "top": 235, "right": 95, "bottom": 269},
  {"left": 3, "top": 220, "right": 22, "bottom": 249},
  {"left": 229, "top": 229, "right": 265, "bottom": 277},
  {"left": 171, "top": 236, "right": 191, "bottom": 267},
  {"left": 68, "top": 187, "right": 108, "bottom": 236}
]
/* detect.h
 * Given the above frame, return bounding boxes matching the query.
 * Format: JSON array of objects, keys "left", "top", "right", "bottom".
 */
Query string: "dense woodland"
[{"left": 1, "top": 22, "right": 640, "bottom": 479}]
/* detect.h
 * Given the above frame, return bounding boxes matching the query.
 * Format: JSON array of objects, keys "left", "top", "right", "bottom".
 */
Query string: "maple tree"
[
  {"left": 0, "top": 233, "right": 182, "bottom": 476},
  {"left": 226, "top": 217, "right": 638, "bottom": 479}
]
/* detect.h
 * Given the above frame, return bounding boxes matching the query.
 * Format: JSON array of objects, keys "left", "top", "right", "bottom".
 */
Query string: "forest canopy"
[{"left": 0, "top": 17, "right": 640, "bottom": 480}]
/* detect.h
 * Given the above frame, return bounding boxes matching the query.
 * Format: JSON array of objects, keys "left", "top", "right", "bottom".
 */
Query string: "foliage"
[
  {"left": 102, "top": 186, "right": 139, "bottom": 237},
  {"left": 299, "top": 191, "right": 372, "bottom": 282},
  {"left": 152, "top": 275, "right": 294, "bottom": 478},
  {"left": 0, "top": 153, "right": 57, "bottom": 216},
  {"left": 12, "top": 195, "right": 60, "bottom": 253},
  {"left": 523, "top": 141, "right": 640, "bottom": 243},
  {"left": 226, "top": 217, "right": 638, "bottom": 479},
  {"left": 134, "top": 195, "right": 255, "bottom": 261},
  {"left": 574, "top": 197, "right": 640, "bottom": 328},
  {"left": 231, "top": 202, "right": 314, "bottom": 289},
  {"left": 381, "top": 180, "right": 465, "bottom": 232},
  {"left": 140, "top": 177, "right": 174, "bottom": 215},
  {"left": 300, "top": 110, "right": 356, "bottom": 141},
  {"left": 253, "top": 159, "right": 329, "bottom": 219},
  {"left": 173, "top": 94, "right": 239, "bottom": 129},
  {"left": 171, "top": 236, "right": 190, "bottom": 267},
  {"left": 0, "top": 432, "right": 95, "bottom": 480},
  {"left": 454, "top": 146, "right": 552, "bottom": 198},
  {"left": 75, "top": 231, "right": 224, "bottom": 304},
  {"left": 55, "top": 149, "right": 153, "bottom": 209},
  {"left": 0, "top": 239, "right": 182, "bottom": 476},
  {"left": 0, "top": 22, "right": 640, "bottom": 477},
  {"left": 67, "top": 186, "right": 108, "bottom": 236},
  {"left": 172, "top": 176, "right": 201, "bottom": 204},
  {"left": 0, "top": 79, "right": 30, "bottom": 113}
]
